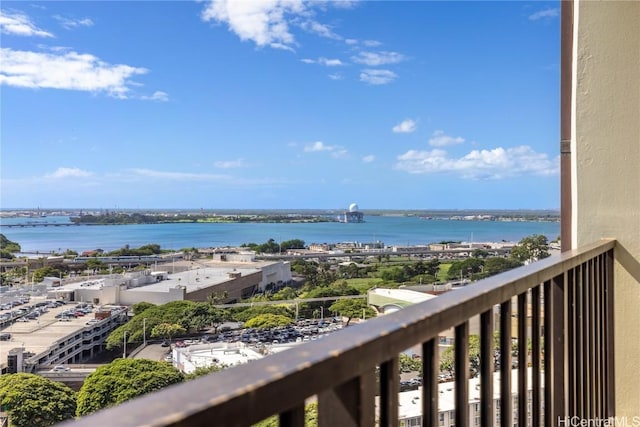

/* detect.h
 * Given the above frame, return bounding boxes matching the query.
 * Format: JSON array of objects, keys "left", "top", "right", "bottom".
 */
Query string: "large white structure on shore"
[{"left": 341, "top": 203, "right": 364, "bottom": 223}]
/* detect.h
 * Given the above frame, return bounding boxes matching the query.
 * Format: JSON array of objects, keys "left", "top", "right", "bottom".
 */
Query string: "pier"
[{"left": 0, "top": 222, "right": 81, "bottom": 228}]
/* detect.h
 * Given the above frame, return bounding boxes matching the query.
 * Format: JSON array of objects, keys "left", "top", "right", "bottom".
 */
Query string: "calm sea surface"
[{"left": 0, "top": 215, "right": 560, "bottom": 254}]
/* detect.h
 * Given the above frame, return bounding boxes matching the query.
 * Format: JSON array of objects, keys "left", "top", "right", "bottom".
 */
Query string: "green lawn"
[
  {"left": 342, "top": 278, "right": 385, "bottom": 294},
  {"left": 438, "top": 263, "right": 451, "bottom": 282}
]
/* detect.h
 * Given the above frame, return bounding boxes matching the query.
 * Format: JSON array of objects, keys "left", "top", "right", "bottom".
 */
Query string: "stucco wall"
[
  {"left": 185, "top": 271, "right": 262, "bottom": 302},
  {"left": 572, "top": 0, "right": 640, "bottom": 415}
]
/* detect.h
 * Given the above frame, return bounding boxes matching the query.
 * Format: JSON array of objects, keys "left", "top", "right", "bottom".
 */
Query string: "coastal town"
[{"left": 0, "top": 222, "right": 557, "bottom": 426}]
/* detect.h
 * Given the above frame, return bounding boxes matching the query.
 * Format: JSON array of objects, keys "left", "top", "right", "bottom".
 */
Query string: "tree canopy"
[
  {"left": 184, "top": 364, "right": 225, "bottom": 380},
  {"left": 0, "top": 233, "right": 21, "bottom": 253},
  {"left": 76, "top": 359, "right": 184, "bottom": 416},
  {"left": 150, "top": 323, "right": 186, "bottom": 341},
  {"left": 0, "top": 373, "right": 76, "bottom": 427},
  {"left": 446, "top": 257, "right": 484, "bottom": 280},
  {"left": 231, "top": 304, "right": 293, "bottom": 323},
  {"left": 131, "top": 301, "right": 156, "bottom": 315},
  {"left": 510, "top": 234, "right": 551, "bottom": 263},
  {"left": 106, "top": 300, "right": 218, "bottom": 349},
  {"left": 328, "top": 299, "right": 375, "bottom": 326},
  {"left": 254, "top": 403, "right": 318, "bottom": 427},
  {"left": 483, "top": 257, "right": 523, "bottom": 275},
  {"left": 244, "top": 313, "right": 294, "bottom": 329},
  {"left": 440, "top": 334, "right": 481, "bottom": 376}
]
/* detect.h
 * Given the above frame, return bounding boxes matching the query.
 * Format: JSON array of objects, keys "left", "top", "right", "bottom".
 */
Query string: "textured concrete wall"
[{"left": 572, "top": 0, "right": 640, "bottom": 415}]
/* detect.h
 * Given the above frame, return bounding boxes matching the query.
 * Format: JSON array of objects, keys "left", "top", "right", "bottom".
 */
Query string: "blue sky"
[{"left": 1, "top": 1, "right": 560, "bottom": 211}]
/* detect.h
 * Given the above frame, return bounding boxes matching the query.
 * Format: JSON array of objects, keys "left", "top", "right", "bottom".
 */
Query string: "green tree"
[
  {"left": 0, "top": 373, "right": 76, "bottom": 427},
  {"left": 76, "top": 359, "right": 184, "bottom": 416},
  {"left": 446, "top": 258, "right": 484, "bottom": 281},
  {"left": 184, "top": 364, "right": 226, "bottom": 380},
  {"left": 440, "top": 335, "right": 482, "bottom": 376},
  {"left": 151, "top": 323, "right": 186, "bottom": 342},
  {"left": 399, "top": 353, "right": 422, "bottom": 374},
  {"left": 510, "top": 234, "right": 551, "bottom": 263},
  {"left": 254, "top": 403, "right": 318, "bottom": 427},
  {"left": 328, "top": 299, "right": 375, "bottom": 326},
  {"left": 379, "top": 266, "right": 409, "bottom": 283},
  {"left": 270, "top": 286, "right": 298, "bottom": 300},
  {"left": 0, "top": 234, "right": 21, "bottom": 253},
  {"left": 183, "top": 302, "right": 226, "bottom": 332},
  {"left": 32, "top": 266, "right": 62, "bottom": 283},
  {"left": 280, "top": 239, "right": 305, "bottom": 251},
  {"left": 483, "top": 257, "right": 523, "bottom": 276},
  {"left": 244, "top": 313, "right": 294, "bottom": 329},
  {"left": 232, "top": 305, "right": 293, "bottom": 323},
  {"left": 472, "top": 249, "right": 490, "bottom": 259},
  {"left": 106, "top": 300, "right": 198, "bottom": 350},
  {"left": 132, "top": 301, "right": 156, "bottom": 315}
]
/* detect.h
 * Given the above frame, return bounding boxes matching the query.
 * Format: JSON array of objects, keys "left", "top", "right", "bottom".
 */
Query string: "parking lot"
[
  {"left": 133, "top": 318, "right": 345, "bottom": 363},
  {"left": 0, "top": 296, "right": 126, "bottom": 370},
  {"left": 199, "top": 317, "right": 344, "bottom": 347}
]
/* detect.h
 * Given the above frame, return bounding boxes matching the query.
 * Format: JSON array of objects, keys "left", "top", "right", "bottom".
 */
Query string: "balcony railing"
[{"left": 63, "top": 239, "right": 616, "bottom": 427}]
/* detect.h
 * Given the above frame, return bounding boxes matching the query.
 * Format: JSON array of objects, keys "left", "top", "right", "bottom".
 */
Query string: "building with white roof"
[
  {"left": 171, "top": 341, "right": 300, "bottom": 374},
  {"left": 48, "top": 259, "right": 291, "bottom": 306},
  {"left": 390, "top": 368, "right": 541, "bottom": 427}
]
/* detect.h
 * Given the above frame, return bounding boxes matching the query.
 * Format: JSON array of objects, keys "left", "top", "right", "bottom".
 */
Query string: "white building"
[
  {"left": 171, "top": 341, "right": 300, "bottom": 374},
  {"left": 48, "top": 260, "right": 292, "bottom": 306},
  {"left": 392, "top": 368, "right": 542, "bottom": 427}
]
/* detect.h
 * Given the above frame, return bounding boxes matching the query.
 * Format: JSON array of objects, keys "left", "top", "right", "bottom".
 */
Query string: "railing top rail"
[{"left": 62, "top": 239, "right": 615, "bottom": 427}]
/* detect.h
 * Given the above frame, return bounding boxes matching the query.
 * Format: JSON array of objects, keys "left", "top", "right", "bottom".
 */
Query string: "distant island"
[
  {"left": 0, "top": 208, "right": 560, "bottom": 224},
  {"left": 69, "top": 212, "right": 337, "bottom": 225}
]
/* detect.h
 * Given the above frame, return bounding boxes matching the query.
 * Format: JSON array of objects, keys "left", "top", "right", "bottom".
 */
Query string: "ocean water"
[{"left": 0, "top": 215, "right": 560, "bottom": 254}]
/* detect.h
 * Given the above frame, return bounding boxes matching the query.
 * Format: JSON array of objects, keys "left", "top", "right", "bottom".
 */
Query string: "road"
[{"left": 133, "top": 343, "right": 171, "bottom": 362}]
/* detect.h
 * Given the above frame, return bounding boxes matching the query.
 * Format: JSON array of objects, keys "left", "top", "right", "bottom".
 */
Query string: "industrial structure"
[{"left": 341, "top": 203, "right": 364, "bottom": 223}]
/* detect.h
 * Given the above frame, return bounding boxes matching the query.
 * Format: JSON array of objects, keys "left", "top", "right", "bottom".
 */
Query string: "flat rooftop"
[
  {"left": 58, "top": 260, "right": 283, "bottom": 294},
  {"left": 126, "top": 266, "right": 261, "bottom": 293}
]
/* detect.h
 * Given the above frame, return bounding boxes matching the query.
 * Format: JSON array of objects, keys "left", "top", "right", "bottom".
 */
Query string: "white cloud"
[
  {"left": 298, "top": 19, "right": 341, "bottom": 40},
  {"left": 528, "top": 8, "right": 559, "bottom": 21},
  {"left": 362, "top": 40, "right": 381, "bottom": 47},
  {"left": 140, "top": 91, "right": 169, "bottom": 102},
  {"left": 360, "top": 69, "right": 397, "bottom": 85},
  {"left": 214, "top": 158, "right": 247, "bottom": 169},
  {"left": 352, "top": 51, "right": 405, "bottom": 66},
  {"left": 304, "top": 141, "right": 332, "bottom": 152},
  {"left": 328, "top": 73, "right": 343, "bottom": 80},
  {"left": 345, "top": 38, "right": 358, "bottom": 45},
  {"left": 128, "top": 168, "right": 293, "bottom": 187},
  {"left": 0, "top": 10, "right": 53, "bottom": 37},
  {"left": 201, "top": 0, "right": 305, "bottom": 50},
  {"left": 395, "top": 145, "right": 559, "bottom": 179},
  {"left": 392, "top": 119, "right": 417, "bottom": 133},
  {"left": 53, "top": 15, "right": 94, "bottom": 30},
  {"left": 362, "top": 154, "right": 375, "bottom": 163},
  {"left": 46, "top": 167, "right": 93, "bottom": 179},
  {"left": 303, "top": 141, "right": 348, "bottom": 158},
  {"left": 131, "top": 168, "right": 231, "bottom": 181},
  {"left": 318, "top": 57, "right": 343, "bottom": 66},
  {"left": 428, "top": 130, "right": 464, "bottom": 147},
  {"left": 301, "top": 57, "right": 344, "bottom": 66},
  {"left": 0, "top": 48, "right": 151, "bottom": 99}
]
